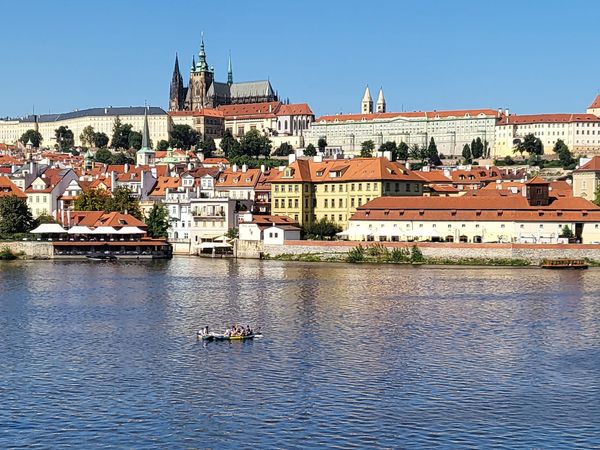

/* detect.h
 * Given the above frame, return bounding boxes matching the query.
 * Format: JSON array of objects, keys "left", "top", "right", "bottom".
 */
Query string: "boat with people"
[
  {"left": 197, "top": 325, "right": 262, "bottom": 342},
  {"left": 86, "top": 254, "right": 118, "bottom": 261},
  {"left": 540, "top": 259, "right": 588, "bottom": 270}
]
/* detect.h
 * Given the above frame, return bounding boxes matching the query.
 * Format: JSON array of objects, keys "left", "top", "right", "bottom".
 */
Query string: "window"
[
  {"left": 338, "top": 199, "right": 343, "bottom": 208},
  {"left": 351, "top": 197, "right": 355, "bottom": 207},
  {"left": 294, "top": 199, "right": 299, "bottom": 208},
  {"left": 288, "top": 185, "right": 293, "bottom": 192},
  {"left": 294, "top": 185, "right": 299, "bottom": 192},
  {"left": 351, "top": 184, "right": 355, "bottom": 191},
  {"left": 325, "top": 185, "right": 328, "bottom": 192},
  {"left": 324, "top": 199, "right": 328, "bottom": 208},
  {"left": 338, "top": 214, "right": 343, "bottom": 222},
  {"left": 358, "top": 183, "right": 362, "bottom": 191},
  {"left": 288, "top": 199, "right": 292, "bottom": 208},
  {"left": 366, "top": 183, "right": 371, "bottom": 191}
]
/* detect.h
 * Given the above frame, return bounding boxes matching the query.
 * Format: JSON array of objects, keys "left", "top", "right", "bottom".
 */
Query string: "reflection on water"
[{"left": 1, "top": 259, "right": 600, "bottom": 448}]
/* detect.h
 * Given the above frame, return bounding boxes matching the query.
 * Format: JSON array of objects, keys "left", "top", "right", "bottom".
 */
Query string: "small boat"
[
  {"left": 86, "top": 254, "right": 117, "bottom": 261},
  {"left": 199, "top": 332, "right": 262, "bottom": 342},
  {"left": 541, "top": 259, "right": 588, "bottom": 270}
]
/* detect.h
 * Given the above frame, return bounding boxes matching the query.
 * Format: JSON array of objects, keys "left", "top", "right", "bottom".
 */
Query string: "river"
[{"left": 1, "top": 258, "right": 599, "bottom": 448}]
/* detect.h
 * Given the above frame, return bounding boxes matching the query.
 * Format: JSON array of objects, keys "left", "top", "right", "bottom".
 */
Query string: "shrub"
[
  {"left": 410, "top": 245, "right": 424, "bottom": 263},
  {"left": 388, "top": 247, "right": 410, "bottom": 263},
  {"left": 0, "top": 246, "right": 17, "bottom": 260},
  {"left": 346, "top": 245, "right": 365, "bottom": 263}
]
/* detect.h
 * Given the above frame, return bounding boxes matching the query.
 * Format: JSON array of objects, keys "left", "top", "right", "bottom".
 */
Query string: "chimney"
[
  {"left": 313, "top": 155, "right": 322, "bottom": 163},
  {"left": 498, "top": 107, "right": 502, "bottom": 117},
  {"left": 505, "top": 108, "right": 510, "bottom": 124},
  {"left": 124, "top": 163, "right": 129, "bottom": 173},
  {"left": 242, "top": 164, "right": 248, "bottom": 173},
  {"left": 288, "top": 153, "right": 296, "bottom": 164},
  {"left": 383, "top": 150, "right": 392, "bottom": 161},
  {"left": 260, "top": 164, "right": 266, "bottom": 173},
  {"left": 232, "top": 164, "right": 238, "bottom": 172}
]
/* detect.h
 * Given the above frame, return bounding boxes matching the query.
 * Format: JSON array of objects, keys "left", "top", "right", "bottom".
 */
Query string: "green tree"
[
  {"left": 317, "top": 137, "right": 327, "bottom": 152},
  {"left": 197, "top": 136, "right": 217, "bottom": 158},
  {"left": 559, "top": 225, "right": 574, "bottom": 239},
  {"left": 239, "top": 129, "right": 272, "bottom": 158},
  {"left": 410, "top": 245, "right": 424, "bottom": 263},
  {"left": 462, "top": 143, "right": 472, "bottom": 164},
  {"left": 427, "top": 137, "right": 441, "bottom": 166},
  {"left": 80, "top": 126, "right": 95, "bottom": 147},
  {"left": 105, "top": 187, "right": 142, "bottom": 219},
  {"left": 73, "top": 189, "right": 112, "bottom": 211},
  {"left": 594, "top": 186, "right": 600, "bottom": 207},
  {"left": 397, "top": 142, "right": 409, "bottom": 162},
  {"left": 111, "top": 152, "right": 134, "bottom": 165},
  {"left": 302, "top": 217, "right": 342, "bottom": 240},
  {"left": 409, "top": 144, "right": 427, "bottom": 163},
  {"left": 55, "top": 126, "right": 74, "bottom": 151},
  {"left": 553, "top": 139, "right": 575, "bottom": 169},
  {"left": 146, "top": 203, "right": 170, "bottom": 238},
  {"left": 360, "top": 140, "right": 375, "bottom": 158},
  {"left": 157, "top": 139, "right": 170, "bottom": 151},
  {"left": 515, "top": 133, "right": 543, "bottom": 157},
  {"left": 304, "top": 143, "right": 317, "bottom": 156},
  {"left": 94, "top": 148, "right": 113, "bottom": 164},
  {"left": 379, "top": 141, "right": 397, "bottom": 159},
  {"left": 273, "top": 142, "right": 294, "bottom": 156},
  {"left": 470, "top": 137, "right": 485, "bottom": 159},
  {"left": 111, "top": 117, "right": 133, "bottom": 150},
  {"left": 0, "top": 196, "right": 35, "bottom": 236},
  {"left": 169, "top": 124, "right": 200, "bottom": 150},
  {"left": 220, "top": 129, "right": 241, "bottom": 157},
  {"left": 226, "top": 227, "right": 239, "bottom": 239},
  {"left": 19, "top": 129, "right": 43, "bottom": 148},
  {"left": 503, "top": 155, "right": 515, "bottom": 165},
  {"left": 128, "top": 131, "right": 143, "bottom": 150},
  {"left": 34, "top": 213, "right": 56, "bottom": 226},
  {"left": 92, "top": 132, "right": 109, "bottom": 148}
]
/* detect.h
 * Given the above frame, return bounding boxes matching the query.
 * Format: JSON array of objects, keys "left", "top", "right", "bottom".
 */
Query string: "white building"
[{"left": 0, "top": 106, "right": 170, "bottom": 148}]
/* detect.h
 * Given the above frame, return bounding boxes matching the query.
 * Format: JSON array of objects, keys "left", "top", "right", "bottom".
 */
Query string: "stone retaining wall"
[
  {"left": 262, "top": 240, "right": 600, "bottom": 263},
  {"left": 1, "top": 241, "right": 54, "bottom": 259}
]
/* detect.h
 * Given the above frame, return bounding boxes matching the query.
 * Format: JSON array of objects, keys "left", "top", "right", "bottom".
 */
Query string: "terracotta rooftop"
[
  {"left": 575, "top": 156, "right": 600, "bottom": 172},
  {"left": 501, "top": 113, "right": 600, "bottom": 125},
  {"left": 315, "top": 109, "right": 499, "bottom": 123}
]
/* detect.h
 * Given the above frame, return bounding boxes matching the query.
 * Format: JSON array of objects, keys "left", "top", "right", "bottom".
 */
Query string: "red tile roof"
[
  {"left": 68, "top": 211, "right": 146, "bottom": 228},
  {"left": 575, "top": 156, "right": 600, "bottom": 172},
  {"left": 217, "top": 102, "right": 281, "bottom": 118},
  {"left": 589, "top": 95, "right": 600, "bottom": 109},
  {"left": 277, "top": 103, "right": 314, "bottom": 116},
  {"left": 0, "top": 177, "right": 27, "bottom": 198},
  {"left": 215, "top": 168, "right": 261, "bottom": 188},
  {"left": 500, "top": 113, "right": 600, "bottom": 125},
  {"left": 315, "top": 109, "right": 499, "bottom": 123}
]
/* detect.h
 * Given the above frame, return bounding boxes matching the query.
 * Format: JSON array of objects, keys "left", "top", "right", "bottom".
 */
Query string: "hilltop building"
[{"left": 169, "top": 35, "right": 277, "bottom": 111}]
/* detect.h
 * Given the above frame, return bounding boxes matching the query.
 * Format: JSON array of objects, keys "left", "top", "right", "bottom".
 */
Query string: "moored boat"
[
  {"left": 199, "top": 332, "right": 262, "bottom": 342},
  {"left": 541, "top": 259, "right": 588, "bottom": 270}
]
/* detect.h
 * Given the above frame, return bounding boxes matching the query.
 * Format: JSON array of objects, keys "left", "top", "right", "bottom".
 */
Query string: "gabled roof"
[
  {"left": 575, "top": 156, "right": 600, "bottom": 172},
  {"left": 277, "top": 103, "right": 314, "bottom": 116},
  {"left": 588, "top": 95, "right": 600, "bottom": 109},
  {"left": 215, "top": 168, "right": 261, "bottom": 188},
  {"left": 0, "top": 176, "right": 27, "bottom": 198},
  {"left": 68, "top": 211, "right": 146, "bottom": 228}
]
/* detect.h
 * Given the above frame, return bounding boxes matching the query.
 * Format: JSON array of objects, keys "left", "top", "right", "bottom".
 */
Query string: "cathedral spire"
[
  {"left": 142, "top": 107, "right": 150, "bottom": 149},
  {"left": 227, "top": 51, "right": 233, "bottom": 86},
  {"left": 361, "top": 85, "right": 373, "bottom": 114},
  {"left": 197, "top": 32, "right": 209, "bottom": 72},
  {"left": 376, "top": 87, "right": 386, "bottom": 113},
  {"left": 191, "top": 55, "right": 196, "bottom": 71},
  {"left": 169, "top": 53, "right": 185, "bottom": 111}
]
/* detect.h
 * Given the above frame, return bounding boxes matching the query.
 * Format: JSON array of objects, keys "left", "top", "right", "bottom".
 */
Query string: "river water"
[{"left": 1, "top": 258, "right": 599, "bottom": 448}]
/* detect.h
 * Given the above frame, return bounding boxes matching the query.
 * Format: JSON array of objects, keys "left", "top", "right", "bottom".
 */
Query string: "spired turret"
[
  {"left": 136, "top": 107, "right": 155, "bottom": 166},
  {"left": 361, "top": 85, "right": 373, "bottom": 114},
  {"left": 376, "top": 87, "right": 386, "bottom": 113},
  {"left": 169, "top": 53, "right": 185, "bottom": 111}
]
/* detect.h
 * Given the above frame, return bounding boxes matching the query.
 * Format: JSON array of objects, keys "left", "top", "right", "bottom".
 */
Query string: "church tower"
[
  {"left": 188, "top": 33, "right": 215, "bottom": 110},
  {"left": 361, "top": 85, "right": 373, "bottom": 114},
  {"left": 169, "top": 54, "right": 185, "bottom": 111},
  {"left": 227, "top": 52, "right": 233, "bottom": 86},
  {"left": 136, "top": 108, "right": 155, "bottom": 166},
  {"left": 376, "top": 87, "right": 386, "bottom": 113}
]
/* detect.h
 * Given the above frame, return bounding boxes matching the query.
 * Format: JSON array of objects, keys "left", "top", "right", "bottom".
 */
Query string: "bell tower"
[{"left": 361, "top": 85, "right": 373, "bottom": 114}]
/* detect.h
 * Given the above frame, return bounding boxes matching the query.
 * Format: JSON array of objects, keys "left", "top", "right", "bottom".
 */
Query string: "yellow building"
[
  {"left": 572, "top": 156, "right": 600, "bottom": 200},
  {"left": 270, "top": 156, "right": 425, "bottom": 227}
]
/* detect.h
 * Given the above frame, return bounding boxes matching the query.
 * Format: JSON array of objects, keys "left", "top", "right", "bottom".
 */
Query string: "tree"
[
  {"left": 427, "top": 137, "right": 441, "bottom": 166},
  {"left": 397, "top": 142, "right": 409, "bottom": 162},
  {"left": 220, "top": 129, "right": 241, "bottom": 158},
  {"left": 516, "top": 133, "right": 543, "bottom": 157},
  {"left": 0, "top": 196, "right": 35, "bottom": 236},
  {"left": 111, "top": 117, "right": 133, "bottom": 150},
  {"left": 409, "top": 144, "right": 427, "bottom": 163},
  {"left": 34, "top": 213, "right": 56, "bottom": 226},
  {"left": 239, "top": 129, "right": 272, "bottom": 158},
  {"left": 304, "top": 143, "right": 317, "bottom": 157},
  {"left": 94, "top": 148, "right": 113, "bottom": 164},
  {"left": 503, "top": 155, "right": 515, "bottom": 165},
  {"left": 55, "top": 126, "right": 74, "bottom": 151},
  {"left": 105, "top": 187, "right": 142, "bottom": 219},
  {"left": 559, "top": 225, "right": 574, "bottom": 239},
  {"left": 169, "top": 124, "right": 200, "bottom": 150},
  {"left": 594, "top": 186, "right": 600, "bottom": 207},
  {"left": 128, "top": 131, "right": 143, "bottom": 150},
  {"left": 471, "top": 137, "right": 485, "bottom": 159},
  {"left": 197, "top": 136, "right": 216, "bottom": 158},
  {"left": 302, "top": 217, "right": 342, "bottom": 240},
  {"left": 379, "top": 141, "right": 397, "bottom": 159},
  {"left": 92, "top": 132, "right": 109, "bottom": 148},
  {"left": 226, "top": 227, "right": 239, "bottom": 239},
  {"left": 360, "top": 140, "right": 375, "bottom": 158},
  {"left": 462, "top": 144, "right": 472, "bottom": 164},
  {"left": 112, "top": 152, "right": 134, "bottom": 165},
  {"left": 19, "top": 129, "right": 43, "bottom": 148},
  {"left": 73, "top": 189, "right": 112, "bottom": 211},
  {"left": 553, "top": 139, "right": 575, "bottom": 169},
  {"left": 157, "top": 140, "right": 170, "bottom": 151},
  {"left": 317, "top": 137, "right": 327, "bottom": 152},
  {"left": 273, "top": 142, "right": 294, "bottom": 156},
  {"left": 80, "top": 126, "right": 96, "bottom": 147},
  {"left": 146, "top": 203, "right": 170, "bottom": 238}
]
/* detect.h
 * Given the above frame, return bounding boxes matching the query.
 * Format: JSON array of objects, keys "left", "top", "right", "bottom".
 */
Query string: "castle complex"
[{"left": 169, "top": 35, "right": 278, "bottom": 111}]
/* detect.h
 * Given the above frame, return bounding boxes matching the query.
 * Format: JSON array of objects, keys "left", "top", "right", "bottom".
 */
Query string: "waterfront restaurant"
[{"left": 31, "top": 211, "right": 172, "bottom": 258}]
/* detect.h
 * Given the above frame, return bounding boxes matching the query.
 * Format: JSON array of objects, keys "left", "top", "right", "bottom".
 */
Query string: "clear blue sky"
[{"left": 2, "top": 0, "right": 599, "bottom": 118}]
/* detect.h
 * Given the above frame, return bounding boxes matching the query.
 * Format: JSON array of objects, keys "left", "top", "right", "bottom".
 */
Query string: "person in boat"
[
  {"left": 224, "top": 327, "right": 232, "bottom": 337},
  {"left": 246, "top": 325, "right": 252, "bottom": 336}
]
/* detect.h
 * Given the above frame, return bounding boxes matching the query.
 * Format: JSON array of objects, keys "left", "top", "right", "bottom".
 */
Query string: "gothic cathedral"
[{"left": 169, "top": 35, "right": 278, "bottom": 111}]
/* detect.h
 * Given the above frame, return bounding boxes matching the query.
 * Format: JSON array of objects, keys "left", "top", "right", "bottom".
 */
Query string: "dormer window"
[{"left": 316, "top": 171, "right": 324, "bottom": 177}]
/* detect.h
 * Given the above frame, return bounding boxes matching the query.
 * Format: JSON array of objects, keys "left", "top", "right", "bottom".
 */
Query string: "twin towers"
[{"left": 361, "top": 86, "right": 386, "bottom": 114}]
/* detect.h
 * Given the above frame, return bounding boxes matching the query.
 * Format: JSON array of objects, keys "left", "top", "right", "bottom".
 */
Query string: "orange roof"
[
  {"left": 0, "top": 176, "right": 27, "bottom": 198},
  {"left": 416, "top": 171, "right": 452, "bottom": 183},
  {"left": 315, "top": 109, "right": 498, "bottom": 123},
  {"left": 277, "top": 103, "right": 314, "bottom": 116},
  {"left": 251, "top": 215, "right": 299, "bottom": 226},
  {"left": 169, "top": 108, "right": 224, "bottom": 118},
  {"left": 352, "top": 195, "right": 600, "bottom": 223},
  {"left": 149, "top": 176, "right": 181, "bottom": 196},
  {"left": 589, "top": 95, "right": 600, "bottom": 109},
  {"left": 68, "top": 211, "right": 146, "bottom": 228},
  {"left": 575, "top": 156, "right": 600, "bottom": 172},
  {"left": 272, "top": 157, "right": 424, "bottom": 183},
  {"left": 449, "top": 167, "right": 502, "bottom": 184},
  {"left": 0, "top": 155, "right": 22, "bottom": 165},
  {"left": 217, "top": 101, "right": 281, "bottom": 118},
  {"left": 203, "top": 157, "right": 229, "bottom": 165},
  {"left": 215, "top": 168, "right": 261, "bottom": 188},
  {"left": 501, "top": 113, "right": 600, "bottom": 125}
]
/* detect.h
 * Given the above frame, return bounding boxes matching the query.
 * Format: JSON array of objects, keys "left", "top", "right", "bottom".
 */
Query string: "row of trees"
[{"left": 354, "top": 138, "right": 443, "bottom": 166}]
